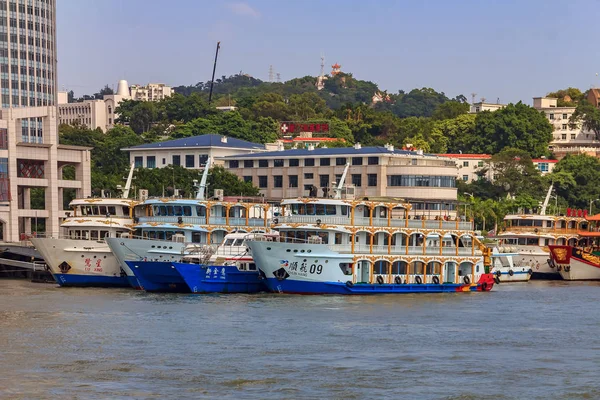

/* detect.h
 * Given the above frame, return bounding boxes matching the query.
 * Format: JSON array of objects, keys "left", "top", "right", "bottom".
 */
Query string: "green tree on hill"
[{"left": 570, "top": 100, "right": 600, "bottom": 140}]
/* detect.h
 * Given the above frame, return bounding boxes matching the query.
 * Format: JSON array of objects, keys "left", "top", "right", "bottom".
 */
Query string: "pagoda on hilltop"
[{"left": 331, "top": 63, "right": 342, "bottom": 76}]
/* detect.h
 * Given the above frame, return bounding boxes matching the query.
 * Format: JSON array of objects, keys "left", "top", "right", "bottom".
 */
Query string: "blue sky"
[{"left": 58, "top": 0, "right": 600, "bottom": 104}]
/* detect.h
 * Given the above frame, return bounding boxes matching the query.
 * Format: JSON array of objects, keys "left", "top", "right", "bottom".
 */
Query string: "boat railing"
[
  {"left": 504, "top": 226, "right": 579, "bottom": 234},
  {"left": 137, "top": 216, "right": 269, "bottom": 227},
  {"left": 278, "top": 215, "right": 473, "bottom": 230}
]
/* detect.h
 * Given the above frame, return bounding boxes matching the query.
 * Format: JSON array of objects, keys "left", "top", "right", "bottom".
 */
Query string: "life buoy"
[
  {"left": 494, "top": 276, "right": 501, "bottom": 284},
  {"left": 565, "top": 265, "right": 571, "bottom": 272},
  {"left": 376, "top": 275, "right": 384, "bottom": 285},
  {"left": 508, "top": 270, "right": 514, "bottom": 276},
  {"left": 346, "top": 280, "right": 354, "bottom": 287},
  {"left": 495, "top": 270, "right": 502, "bottom": 277},
  {"left": 528, "top": 269, "right": 533, "bottom": 275},
  {"left": 415, "top": 276, "right": 423, "bottom": 284},
  {"left": 432, "top": 276, "right": 440, "bottom": 284},
  {"left": 394, "top": 276, "right": 402, "bottom": 284},
  {"left": 463, "top": 276, "right": 471, "bottom": 285}
]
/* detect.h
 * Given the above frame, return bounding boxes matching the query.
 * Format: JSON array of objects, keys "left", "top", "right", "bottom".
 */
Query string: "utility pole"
[{"left": 208, "top": 42, "right": 221, "bottom": 104}]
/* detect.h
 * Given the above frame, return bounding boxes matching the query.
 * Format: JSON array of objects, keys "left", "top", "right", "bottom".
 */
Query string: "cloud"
[{"left": 226, "top": 2, "right": 260, "bottom": 18}]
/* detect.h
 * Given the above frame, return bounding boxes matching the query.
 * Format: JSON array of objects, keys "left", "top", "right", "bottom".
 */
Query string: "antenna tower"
[
  {"left": 320, "top": 53, "right": 325, "bottom": 77},
  {"left": 276, "top": 73, "right": 281, "bottom": 83},
  {"left": 471, "top": 93, "right": 477, "bottom": 104},
  {"left": 269, "top": 65, "right": 274, "bottom": 82}
]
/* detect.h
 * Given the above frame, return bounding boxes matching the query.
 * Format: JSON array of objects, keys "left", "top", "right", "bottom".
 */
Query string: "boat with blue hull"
[
  {"left": 125, "top": 260, "right": 189, "bottom": 292},
  {"left": 172, "top": 263, "right": 266, "bottom": 293},
  {"left": 53, "top": 273, "right": 130, "bottom": 288}
]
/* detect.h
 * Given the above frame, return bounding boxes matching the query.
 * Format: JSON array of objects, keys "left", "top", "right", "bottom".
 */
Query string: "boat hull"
[
  {"left": 549, "top": 245, "right": 600, "bottom": 281},
  {"left": 511, "top": 248, "right": 560, "bottom": 280},
  {"left": 172, "top": 263, "right": 267, "bottom": 293},
  {"left": 247, "top": 240, "right": 494, "bottom": 295},
  {"left": 106, "top": 237, "right": 186, "bottom": 290},
  {"left": 31, "top": 237, "right": 128, "bottom": 287},
  {"left": 125, "top": 260, "right": 189, "bottom": 292}
]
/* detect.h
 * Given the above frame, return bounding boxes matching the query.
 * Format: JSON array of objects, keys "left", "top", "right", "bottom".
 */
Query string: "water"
[{"left": 1, "top": 280, "right": 600, "bottom": 399}]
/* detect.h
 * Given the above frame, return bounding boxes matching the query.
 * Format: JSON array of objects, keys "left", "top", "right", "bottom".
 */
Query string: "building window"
[
  {"left": 320, "top": 158, "right": 330, "bottom": 166},
  {"left": 244, "top": 160, "right": 254, "bottom": 168},
  {"left": 477, "top": 161, "right": 484, "bottom": 167},
  {"left": 537, "top": 163, "right": 549, "bottom": 172},
  {"left": 229, "top": 160, "right": 239, "bottom": 168},
  {"left": 463, "top": 161, "right": 469, "bottom": 167},
  {"left": 274, "top": 175, "right": 283, "bottom": 188},
  {"left": 549, "top": 113, "right": 554, "bottom": 120},
  {"left": 172, "top": 155, "right": 181, "bottom": 166},
  {"left": 463, "top": 175, "right": 469, "bottom": 181},
  {"left": 387, "top": 175, "right": 456, "bottom": 188},
  {"left": 289, "top": 159, "right": 299, "bottom": 167},
  {"left": 259, "top": 160, "right": 269, "bottom": 168},
  {"left": 367, "top": 174, "right": 377, "bottom": 187},
  {"left": 258, "top": 176, "right": 268, "bottom": 188},
  {"left": 162, "top": 158, "right": 166, "bottom": 165},
  {"left": 0, "top": 128, "right": 7, "bottom": 149},
  {"left": 304, "top": 158, "right": 315, "bottom": 167},
  {"left": 368, "top": 157, "right": 379, "bottom": 165},
  {"left": 562, "top": 124, "right": 567, "bottom": 130},
  {"left": 243, "top": 176, "right": 252, "bottom": 183},
  {"left": 186, "top": 155, "right": 195, "bottom": 168},
  {"left": 336, "top": 157, "right": 347, "bottom": 166},
  {"left": 304, "top": 173, "right": 314, "bottom": 179},
  {"left": 320, "top": 174, "right": 329, "bottom": 188},
  {"left": 352, "top": 157, "right": 363, "bottom": 166},
  {"left": 563, "top": 113, "right": 568, "bottom": 119},
  {"left": 274, "top": 159, "right": 284, "bottom": 167},
  {"left": 134, "top": 156, "right": 143, "bottom": 168},
  {"left": 199, "top": 154, "right": 208, "bottom": 166},
  {"left": 571, "top": 133, "right": 576, "bottom": 140},
  {"left": 352, "top": 174, "right": 362, "bottom": 187},
  {"left": 288, "top": 175, "right": 298, "bottom": 188},
  {"left": 146, "top": 156, "right": 156, "bottom": 169},
  {"left": 562, "top": 134, "right": 567, "bottom": 140}
]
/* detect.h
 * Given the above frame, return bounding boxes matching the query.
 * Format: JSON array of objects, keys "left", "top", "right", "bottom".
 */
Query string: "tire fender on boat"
[
  {"left": 463, "top": 276, "right": 471, "bottom": 285},
  {"left": 394, "top": 276, "right": 402, "bottom": 284},
  {"left": 432, "top": 276, "right": 440, "bottom": 285},
  {"left": 528, "top": 268, "right": 533, "bottom": 275},
  {"left": 564, "top": 265, "right": 571, "bottom": 272},
  {"left": 415, "top": 276, "right": 423, "bottom": 284},
  {"left": 495, "top": 270, "right": 502, "bottom": 277},
  {"left": 494, "top": 276, "right": 501, "bottom": 284},
  {"left": 346, "top": 280, "right": 354, "bottom": 287},
  {"left": 557, "top": 265, "right": 562, "bottom": 271},
  {"left": 508, "top": 270, "right": 514, "bottom": 276},
  {"left": 376, "top": 275, "right": 384, "bottom": 285}
]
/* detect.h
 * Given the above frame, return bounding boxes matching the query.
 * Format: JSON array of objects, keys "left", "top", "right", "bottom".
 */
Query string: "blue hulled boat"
[
  {"left": 172, "top": 263, "right": 266, "bottom": 293},
  {"left": 125, "top": 260, "right": 189, "bottom": 292}
]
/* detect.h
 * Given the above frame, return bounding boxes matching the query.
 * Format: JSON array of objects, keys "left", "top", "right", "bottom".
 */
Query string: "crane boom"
[
  {"left": 196, "top": 156, "right": 212, "bottom": 200},
  {"left": 333, "top": 163, "right": 350, "bottom": 199},
  {"left": 122, "top": 163, "right": 135, "bottom": 199}
]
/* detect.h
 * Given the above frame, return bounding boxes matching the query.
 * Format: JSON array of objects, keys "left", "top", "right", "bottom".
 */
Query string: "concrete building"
[
  {"left": 130, "top": 83, "right": 173, "bottom": 102},
  {"left": 220, "top": 143, "right": 461, "bottom": 217},
  {"left": 0, "top": 0, "right": 92, "bottom": 243},
  {"left": 122, "top": 134, "right": 267, "bottom": 170},
  {"left": 469, "top": 102, "right": 506, "bottom": 113},
  {"left": 533, "top": 97, "right": 599, "bottom": 159},
  {"left": 440, "top": 153, "right": 556, "bottom": 183}
]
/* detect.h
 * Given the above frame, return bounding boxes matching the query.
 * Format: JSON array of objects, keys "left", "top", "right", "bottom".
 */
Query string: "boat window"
[
  {"left": 157, "top": 231, "right": 165, "bottom": 240},
  {"left": 80, "top": 207, "right": 87, "bottom": 216},
  {"left": 317, "top": 232, "right": 329, "bottom": 244},
  {"left": 196, "top": 206, "right": 206, "bottom": 217},
  {"left": 326, "top": 205, "right": 336, "bottom": 215},
  {"left": 316, "top": 204, "right": 325, "bottom": 215},
  {"left": 306, "top": 204, "right": 315, "bottom": 215},
  {"left": 341, "top": 205, "right": 349, "bottom": 216},
  {"left": 100, "top": 231, "right": 109, "bottom": 239},
  {"left": 183, "top": 206, "right": 192, "bottom": 216},
  {"left": 165, "top": 231, "right": 173, "bottom": 241},
  {"left": 191, "top": 232, "right": 203, "bottom": 243},
  {"left": 335, "top": 233, "right": 343, "bottom": 244},
  {"left": 99, "top": 206, "right": 107, "bottom": 215},
  {"left": 224, "top": 238, "right": 235, "bottom": 246},
  {"left": 174, "top": 206, "right": 183, "bottom": 216},
  {"left": 91, "top": 230, "right": 99, "bottom": 240},
  {"left": 232, "top": 239, "right": 243, "bottom": 246},
  {"left": 148, "top": 231, "right": 156, "bottom": 239},
  {"left": 339, "top": 263, "right": 352, "bottom": 275},
  {"left": 166, "top": 206, "right": 174, "bottom": 216},
  {"left": 248, "top": 263, "right": 257, "bottom": 271},
  {"left": 91, "top": 207, "right": 99, "bottom": 216},
  {"left": 108, "top": 206, "right": 116, "bottom": 216},
  {"left": 122, "top": 206, "right": 130, "bottom": 216}
]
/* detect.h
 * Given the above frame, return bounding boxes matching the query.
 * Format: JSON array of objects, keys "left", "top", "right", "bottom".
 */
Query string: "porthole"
[
  {"left": 169, "top": 246, "right": 173, "bottom": 250},
  {"left": 307, "top": 250, "right": 312, "bottom": 253},
  {"left": 286, "top": 249, "right": 291, "bottom": 252},
  {"left": 151, "top": 245, "right": 155, "bottom": 248},
  {"left": 81, "top": 255, "right": 84, "bottom": 258},
  {"left": 325, "top": 260, "right": 328, "bottom": 263},
  {"left": 267, "top": 247, "right": 271, "bottom": 250},
  {"left": 93, "top": 256, "right": 97, "bottom": 259},
  {"left": 301, "top": 249, "right": 305, "bottom": 253},
  {"left": 293, "top": 249, "right": 298, "bottom": 253}
]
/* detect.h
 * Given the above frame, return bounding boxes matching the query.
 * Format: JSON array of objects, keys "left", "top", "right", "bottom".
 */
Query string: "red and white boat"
[{"left": 548, "top": 245, "right": 600, "bottom": 281}]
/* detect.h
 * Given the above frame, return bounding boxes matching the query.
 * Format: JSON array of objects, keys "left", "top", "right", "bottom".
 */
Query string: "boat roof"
[
  {"left": 139, "top": 198, "right": 274, "bottom": 207},
  {"left": 504, "top": 214, "right": 585, "bottom": 221},
  {"left": 281, "top": 197, "right": 408, "bottom": 207},
  {"left": 61, "top": 218, "right": 133, "bottom": 229},
  {"left": 70, "top": 198, "right": 137, "bottom": 207}
]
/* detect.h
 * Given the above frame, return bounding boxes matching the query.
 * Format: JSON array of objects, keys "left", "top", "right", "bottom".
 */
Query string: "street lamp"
[{"left": 463, "top": 192, "right": 474, "bottom": 218}]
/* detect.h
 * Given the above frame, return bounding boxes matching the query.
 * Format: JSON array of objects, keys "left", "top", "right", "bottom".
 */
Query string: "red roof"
[
  {"left": 532, "top": 159, "right": 558, "bottom": 163},
  {"left": 282, "top": 137, "right": 341, "bottom": 142},
  {"left": 438, "top": 154, "right": 492, "bottom": 159}
]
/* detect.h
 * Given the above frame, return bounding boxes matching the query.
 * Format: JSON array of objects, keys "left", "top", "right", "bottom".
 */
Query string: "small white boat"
[{"left": 491, "top": 250, "right": 532, "bottom": 283}]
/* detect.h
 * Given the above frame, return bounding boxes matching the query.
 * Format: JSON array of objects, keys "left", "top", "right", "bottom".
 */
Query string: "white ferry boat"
[
  {"left": 31, "top": 166, "right": 137, "bottom": 287},
  {"left": 106, "top": 158, "right": 275, "bottom": 288},
  {"left": 246, "top": 166, "right": 495, "bottom": 294},
  {"left": 496, "top": 186, "right": 585, "bottom": 280},
  {"left": 491, "top": 249, "right": 531, "bottom": 283}
]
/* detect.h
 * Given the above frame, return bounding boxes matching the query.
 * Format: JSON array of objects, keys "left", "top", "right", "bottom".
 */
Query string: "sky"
[{"left": 58, "top": 0, "right": 600, "bottom": 104}]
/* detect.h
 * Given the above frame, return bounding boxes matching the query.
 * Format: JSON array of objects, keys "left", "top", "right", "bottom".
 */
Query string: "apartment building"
[{"left": 130, "top": 83, "right": 173, "bottom": 102}]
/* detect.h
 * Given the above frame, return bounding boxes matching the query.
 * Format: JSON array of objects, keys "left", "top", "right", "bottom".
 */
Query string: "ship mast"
[
  {"left": 539, "top": 184, "right": 553, "bottom": 216},
  {"left": 196, "top": 156, "right": 212, "bottom": 200},
  {"left": 122, "top": 162, "right": 135, "bottom": 199},
  {"left": 333, "top": 163, "right": 350, "bottom": 199}
]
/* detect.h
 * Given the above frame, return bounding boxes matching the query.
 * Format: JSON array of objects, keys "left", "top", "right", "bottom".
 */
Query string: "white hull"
[
  {"left": 505, "top": 246, "right": 559, "bottom": 278},
  {"left": 559, "top": 258, "right": 600, "bottom": 281},
  {"left": 491, "top": 266, "right": 531, "bottom": 283},
  {"left": 106, "top": 237, "right": 186, "bottom": 278},
  {"left": 31, "top": 237, "right": 124, "bottom": 283}
]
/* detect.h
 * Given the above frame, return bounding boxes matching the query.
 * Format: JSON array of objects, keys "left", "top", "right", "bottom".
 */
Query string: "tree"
[
  {"left": 94, "top": 84, "right": 114, "bottom": 99},
  {"left": 570, "top": 100, "right": 600, "bottom": 140},
  {"left": 470, "top": 102, "right": 553, "bottom": 157},
  {"left": 432, "top": 100, "right": 469, "bottom": 120},
  {"left": 430, "top": 113, "right": 476, "bottom": 153},
  {"left": 551, "top": 154, "right": 600, "bottom": 209},
  {"left": 488, "top": 148, "right": 545, "bottom": 199},
  {"left": 130, "top": 101, "right": 158, "bottom": 134},
  {"left": 546, "top": 87, "right": 584, "bottom": 106},
  {"left": 391, "top": 88, "right": 450, "bottom": 118}
]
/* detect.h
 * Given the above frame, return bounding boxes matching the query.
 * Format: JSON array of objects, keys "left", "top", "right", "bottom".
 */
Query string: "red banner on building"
[{"left": 279, "top": 122, "right": 329, "bottom": 135}]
